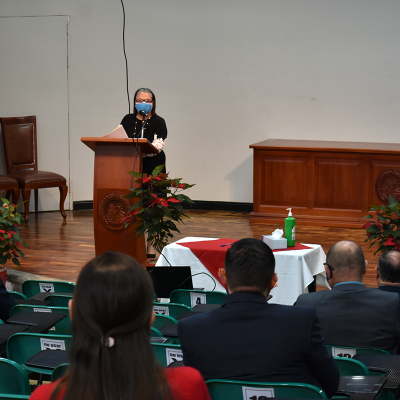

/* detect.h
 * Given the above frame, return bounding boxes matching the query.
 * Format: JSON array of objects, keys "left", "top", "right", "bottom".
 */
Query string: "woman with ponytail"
[{"left": 29, "top": 252, "right": 210, "bottom": 400}]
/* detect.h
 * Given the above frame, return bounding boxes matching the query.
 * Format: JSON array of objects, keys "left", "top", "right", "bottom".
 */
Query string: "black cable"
[
  {"left": 120, "top": 0, "right": 130, "bottom": 116},
  {"left": 178, "top": 272, "right": 217, "bottom": 291}
]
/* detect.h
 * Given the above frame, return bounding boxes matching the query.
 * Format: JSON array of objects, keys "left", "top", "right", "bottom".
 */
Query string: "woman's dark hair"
[
  {"left": 134, "top": 87, "right": 156, "bottom": 117},
  {"left": 225, "top": 238, "right": 275, "bottom": 293},
  {"left": 51, "top": 251, "right": 171, "bottom": 400}
]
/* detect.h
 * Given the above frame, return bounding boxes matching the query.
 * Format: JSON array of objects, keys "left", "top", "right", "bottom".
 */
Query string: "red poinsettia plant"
[
  {"left": 122, "top": 165, "right": 194, "bottom": 254},
  {"left": 0, "top": 198, "right": 27, "bottom": 267},
  {"left": 363, "top": 195, "right": 400, "bottom": 255}
]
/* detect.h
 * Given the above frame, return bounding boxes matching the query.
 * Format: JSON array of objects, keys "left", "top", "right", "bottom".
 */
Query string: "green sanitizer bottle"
[{"left": 285, "top": 208, "right": 296, "bottom": 247}]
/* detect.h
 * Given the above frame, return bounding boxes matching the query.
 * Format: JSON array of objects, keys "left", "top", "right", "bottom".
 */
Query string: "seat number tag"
[
  {"left": 166, "top": 348, "right": 183, "bottom": 365},
  {"left": 39, "top": 283, "right": 55, "bottom": 293},
  {"left": 242, "top": 386, "right": 274, "bottom": 399},
  {"left": 40, "top": 338, "right": 66, "bottom": 351},
  {"left": 332, "top": 347, "right": 356, "bottom": 358},
  {"left": 153, "top": 306, "right": 169, "bottom": 316},
  {"left": 190, "top": 292, "right": 206, "bottom": 308}
]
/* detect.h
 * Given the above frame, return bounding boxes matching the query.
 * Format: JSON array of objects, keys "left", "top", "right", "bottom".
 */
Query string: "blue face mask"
[{"left": 136, "top": 102, "right": 153, "bottom": 115}]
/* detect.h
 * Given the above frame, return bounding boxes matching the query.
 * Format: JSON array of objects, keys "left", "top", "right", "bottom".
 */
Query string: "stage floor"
[{"left": 11, "top": 209, "right": 379, "bottom": 288}]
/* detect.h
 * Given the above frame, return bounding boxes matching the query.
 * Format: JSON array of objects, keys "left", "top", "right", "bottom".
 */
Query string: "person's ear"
[
  {"left": 269, "top": 272, "right": 278, "bottom": 291},
  {"left": 375, "top": 265, "right": 380, "bottom": 279},
  {"left": 218, "top": 268, "right": 228, "bottom": 288},
  {"left": 68, "top": 299, "right": 73, "bottom": 321},
  {"left": 363, "top": 260, "right": 368, "bottom": 275},
  {"left": 149, "top": 310, "right": 155, "bottom": 329}
]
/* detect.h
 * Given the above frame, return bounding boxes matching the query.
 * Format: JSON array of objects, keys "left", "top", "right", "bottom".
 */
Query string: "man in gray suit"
[
  {"left": 296, "top": 240, "right": 400, "bottom": 353},
  {"left": 376, "top": 250, "right": 400, "bottom": 294}
]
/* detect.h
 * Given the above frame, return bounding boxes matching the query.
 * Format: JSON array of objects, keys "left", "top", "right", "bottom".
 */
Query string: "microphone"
[{"left": 139, "top": 110, "right": 147, "bottom": 117}]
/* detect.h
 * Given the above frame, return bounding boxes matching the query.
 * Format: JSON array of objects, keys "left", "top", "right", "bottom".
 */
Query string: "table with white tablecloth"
[{"left": 155, "top": 237, "right": 329, "bottom": 305}]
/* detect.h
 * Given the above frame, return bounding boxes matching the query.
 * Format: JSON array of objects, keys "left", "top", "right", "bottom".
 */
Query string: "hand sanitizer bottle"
[{"left": 285, "top": 208, "right": 296, "bottom": 247}]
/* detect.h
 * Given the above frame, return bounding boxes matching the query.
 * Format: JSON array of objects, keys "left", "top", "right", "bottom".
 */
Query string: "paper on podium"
[{"left": 105, "top": 125, "right": 128, "bottom": 138}]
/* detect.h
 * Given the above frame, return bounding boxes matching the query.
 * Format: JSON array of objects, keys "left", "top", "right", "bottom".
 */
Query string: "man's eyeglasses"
[{"left": 136, "top": 98, "right": 153, "bottom": 103}]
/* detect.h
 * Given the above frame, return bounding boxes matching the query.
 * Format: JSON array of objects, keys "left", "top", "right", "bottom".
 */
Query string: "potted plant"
[
  {"left": 363, "top": 195, "right": 400, "bottom": 255},
  {"left": 122, "top": 165, "right": 194, "bottom": 255},
  {"left": 0, "top": 198, "right": 27, "bottom": 285}
]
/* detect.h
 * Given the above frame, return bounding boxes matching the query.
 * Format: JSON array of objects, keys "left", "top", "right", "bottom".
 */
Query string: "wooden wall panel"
[
  {"left": 260, "top": 156, "right": 307, "bottom": 207},
  {"left": 314, "top": 158, "right": 361, "bottom": 210}
]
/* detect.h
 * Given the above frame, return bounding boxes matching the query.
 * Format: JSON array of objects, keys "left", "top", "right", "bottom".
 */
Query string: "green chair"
[
  {"left": 152, "top": 314, "right": 178, "bottom": 330},
  {"left": 170, "top": 289, "right": 227, "bottom": 308},
  {"left": 7, "top": 291, "right": 28, "bottom": 300},
  {"left": 43, "top": 294, "right": 72, "bottom": 308},
  {"left": 334, "top": 357, "right": 370, "bottom": 376},
  {"left": 22, "top": 280, "right": 75, "bottom": 299},
  {"left": 0, "top": 396, "right": 30, "bottom": 400},
  {"left": 153, "top": 302, "right": 194, "bottom": 319},
  {"left": 328, "top": 345, "right": 391, "bottom": 358},
  {"left": 0, "top": 358, "right": 31, "bottom": 395},
  {"left": 151, "top": 343, "right": 182, "bottom": 367},
  {"left": 10, "top": 305, "right": 71, "bottom": 335},
  {"left": 150, "top": 327, "right": 163, "bottom": 337},
  {"left": 7, "top": 332, "right": 71, "bottom": 376},
  {"left": 51, "top": 362, "right": 69, "bottom": 382},
  {"left": 206, "top": 379, "right": 328, "bottom": 399}
]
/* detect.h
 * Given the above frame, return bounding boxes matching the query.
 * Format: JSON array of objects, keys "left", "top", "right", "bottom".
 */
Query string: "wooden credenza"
[{"left": 250, "top": 139, "right": 400, "bottom": 228}]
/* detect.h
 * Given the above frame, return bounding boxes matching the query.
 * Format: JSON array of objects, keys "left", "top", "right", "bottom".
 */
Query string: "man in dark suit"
[
  {"left": 376, "top": 249, "right": 400, "bottom": 294},
  {"left": 296, "top": 241, "right": 400, "bottom": 353},
  {"left": 178, "top": 238, "right": 340, "bottom": 398},
  {"left": 0, "top": 279, "right": 16, "bottom": 322}
]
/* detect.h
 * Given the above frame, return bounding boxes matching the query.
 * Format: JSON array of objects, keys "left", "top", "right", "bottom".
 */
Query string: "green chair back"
[
  {"left": 7, "top": 291, "right": 28, "bottom": 300},
  {"left": 151, "top": 343, "right": 182, "bottom": 367},
  {"left": 0, "top": 396, "right": 30, "bottom": 400},
  {"left": 152, "top": 315, "right": 178, "bottom": 330},
  {"left": 327, "top": 345, "right": 391, "bottom": 358},
  {"left": 10, "top": 305, "right": 71, "bottom": 335},
  {"left": 51, "top": 363, "right": 69, "bottom": 382},
  {"left": 170, "top": 289, "right": 227, "bottom": 308},
  {"left": 44, "top": 294, "right": 72, "bottom": 308},
  {"left": 0, "top": 358, "right": 31, "bottom": 395},
  {"left": 153, "top": 302, "right": 194, "bottom": 319},
  {"left": 22, "top": 280, "right": 75, "bottom": 299},
  {"left": 7, "top": 332, "right": 72, "bottom": 375},
  {"left": 206, "top": 380, "right": 328, "bottom": 399},
  {"left": 150, "top": 327, "right": 163, "bottom": 337},
  {"left": 334, "top": 357, "right": 370, "bottom": 376}
]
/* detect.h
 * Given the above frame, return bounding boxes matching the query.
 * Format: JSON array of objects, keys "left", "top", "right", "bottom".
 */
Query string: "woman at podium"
[{"left": 120, "top": 88, "right": 167, "bottom": 175}]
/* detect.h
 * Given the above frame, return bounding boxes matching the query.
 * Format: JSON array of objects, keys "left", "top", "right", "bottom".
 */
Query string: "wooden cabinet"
[{"left": 250, "top": 139, "right": 400, "bottom": 227}]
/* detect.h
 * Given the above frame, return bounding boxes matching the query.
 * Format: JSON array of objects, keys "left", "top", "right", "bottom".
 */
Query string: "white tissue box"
[{"left": 262, "top": 235, "right": 287, "bottom": 250}]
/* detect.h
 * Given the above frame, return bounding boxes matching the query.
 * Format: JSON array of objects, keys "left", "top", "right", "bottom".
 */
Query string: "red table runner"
[{"left": 177, "top": 239, "right": 313, "bottom": 286}]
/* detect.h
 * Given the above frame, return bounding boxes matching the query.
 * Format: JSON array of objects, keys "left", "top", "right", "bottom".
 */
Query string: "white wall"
[{"left": 1, "top": 0, "right": 400, "bottom": 206}]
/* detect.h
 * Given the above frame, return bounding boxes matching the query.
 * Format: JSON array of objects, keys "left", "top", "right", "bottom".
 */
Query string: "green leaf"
[
  {"left": 11, "top": 258, "right": 21, "bottom": 267},
  {"left": 388, "top": 195, "right": 399, "bottom": 206},
  {"left": 152, "top": 165, "right": 165, "bottom": 177}
]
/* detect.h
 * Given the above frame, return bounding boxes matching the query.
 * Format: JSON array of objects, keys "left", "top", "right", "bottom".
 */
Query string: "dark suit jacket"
[
  {"left": 178, "top": 291, "right": 339, "bottom": 398},
  {"left": 296, "top": 283, "right": 400, "bottom": 354},
  {"left": 378, "top": 285, "right": 400, "bottom": 294},
  {"left": 0, "top": 280, "right": 16, "bottom": 322}
]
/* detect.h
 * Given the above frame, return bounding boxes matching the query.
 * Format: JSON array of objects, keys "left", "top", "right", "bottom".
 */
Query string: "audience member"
[
  {"left": 296, "top": 240, "right": 400, "bottom": 353},
  {"left": 29, "top": 251, "right": 210, "bottom": 400},
  {"left": 0, "top": 279, "right": 16, "bottom": 322},
  {"left": 376, "top": 250, "right": 400, "bottom": 294},
  {"left": 178, "top": 238, "right": 339, "bottom": 398}
]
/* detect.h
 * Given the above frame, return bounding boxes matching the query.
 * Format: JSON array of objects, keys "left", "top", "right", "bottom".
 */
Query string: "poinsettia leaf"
[
  {"left": 388, "top": 195, "right": 398, "bottom": 206},
  {"left": 152, "top": 165, "right": 165, "bottom": 177},
  {"left": 11, "top": 258, "right": 21, "bottom": 267},
  {"left": 377, "top": 214, "right": 387, "bottom": 222}
]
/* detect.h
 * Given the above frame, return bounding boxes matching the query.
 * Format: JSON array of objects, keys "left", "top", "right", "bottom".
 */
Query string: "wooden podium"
[{"left": 81, "top": 137, "right": 157, "bottom": 266}]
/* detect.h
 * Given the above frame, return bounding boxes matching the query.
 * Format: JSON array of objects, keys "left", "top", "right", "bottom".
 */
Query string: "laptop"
[{"left": 146, "top": 266, "right": 193, "bottom": 298}]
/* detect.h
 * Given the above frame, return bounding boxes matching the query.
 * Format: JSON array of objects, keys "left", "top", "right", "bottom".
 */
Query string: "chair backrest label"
[
  {"left": 34, "top": 308, "right": 52, "bottom": 313},
  {"left": 40, "top": 338, "right": 66, "bottom": 351},
  {"left": 166, "top": 348, "right": 183, "bottom": 365},
  {"left": 153, "top": 306, "right": 169, "bottom": 316},
  {"left": 39, "top": 283, "right": 55, "bottom": 293},
  {"left": 242, "top": 386, "right": 274, "bottom": 399},
  {"left": 331, "top": 347, "right": 356, "bottom": 358},
  {"left": 190, "top": 292, "right": 206, "bottom": 308}
]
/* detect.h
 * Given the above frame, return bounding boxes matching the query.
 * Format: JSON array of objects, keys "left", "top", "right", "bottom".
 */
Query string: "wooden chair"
[
  {"left": 0, "top": 116, "right": 67, "bottom": 222},
  {"left": 0, "top": 175, "right": 20, "bottom": 204}
]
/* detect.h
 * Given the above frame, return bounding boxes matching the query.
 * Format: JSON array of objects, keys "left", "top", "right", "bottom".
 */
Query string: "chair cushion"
[
  {"left": 9, "top": 170, "right": 66, "bottom": 186},
  {"left": 3, "top": 124, "right": 35, "bottom": 166},
  {"left": 0, "top": 175, "right": 19, "bottom": 187}
]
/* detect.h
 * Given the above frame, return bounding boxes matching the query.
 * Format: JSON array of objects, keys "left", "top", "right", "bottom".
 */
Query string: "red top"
[{"left": 29, "top": 366, "right": 211, "bottom": 400}]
